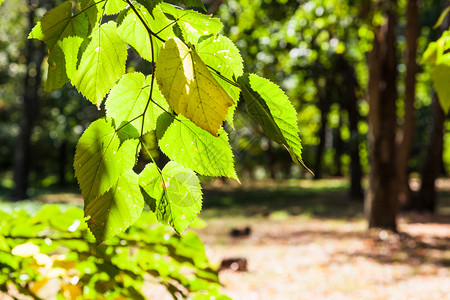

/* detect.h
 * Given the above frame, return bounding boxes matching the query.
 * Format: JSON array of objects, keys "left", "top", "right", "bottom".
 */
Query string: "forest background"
[{"left": 0, "top": 0, "right": 450, "bottom": 299}]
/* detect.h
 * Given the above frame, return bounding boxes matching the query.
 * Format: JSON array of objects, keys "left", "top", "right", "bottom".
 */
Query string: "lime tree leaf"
[
  {"left": 72, "top": 21, "right": 127, "bottom": 106},
  {"left": 117, "top": 5, "right": 174, "bottom": 61},
  {"left": 238, "top": 74, "right": 307, "bottom": 170},
  {"left": 45, "top": 46, "right": 68, "bottom": 92},
  {"left": 106, "top": 72, "right": 169, "bottom": 134},
  {"left": 157, "top": 114, "right": 237, "bottom": 179},
  {"left": 432, "top": 62, "right": 450, "bottom": 114},
  {"left": 135, "top": 0, "right": 162, "bottom": 15},
  {"left": 105, "top": 0, "right": 127, "bottom": 15},
  {"left": 139, "top": 161, "right": 202, "bottom": 233},
  {"left": 74, "top": 118, "right": 138, "bottom": 205},
  {"left": 138, "top": 163, "right": 163, "bottom": 208},
  {"left": 58, "top": 36, "right": 84, "bottom": 79},
  {"left": 80, "top": 0, "right": 103, "bottom": 32},
  {"left": 180, "top": 0, "right": 206, "bottom": 11},
  {"left": 197, "top": 35, "right": 243, "bottom": 126},
  {"left": 160, "top": 3, "right": 223, "bottom": 45},
  {"left": 29, "top": 1, "right": 88, "bottom": 50},
  {"left": 155, "top": 37, "right": 234, "bottom": 136},
  {"left": 85, "top": 170, "right": 144, "bottom": 243}
]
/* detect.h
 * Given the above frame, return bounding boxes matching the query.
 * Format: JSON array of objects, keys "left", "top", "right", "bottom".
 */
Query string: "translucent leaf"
[
  {"left": 118, "top": 5, "right": 174, "bottom": 61},
  {"left": 85, "top": 170, "right": 144, "bottom": 242},
  {"left": 106, "top": 72, "right": 169, "bottom": 134},
  {"left": 29, "top": 1, "right": 88, "bottom": 50},
  {"left": 135, "top": 0, "right": 162, "bottom": 15},
  {"left": 80, "top": 0, "right": 102, "bottom": 31},
  {"left": 58, "top": 36, "right": 84, "bottom": 79},
  {"left": 197, "top": 35, "right": 243, "bottom": 126},
  {"left": 180, "top": 0, "right": 206, "bottom": 11},
  {"left": 139, "top": 161, "right": 202, "bottom": 233},
  {"left": 45, "top": 45, "right": 68, "bottom": 92},
  {"left": 155, "top": 37, "right": 234, "bottom": 136},
  {"left": 238, "top": 74, "right": 306, "bottom": 170},
  {"left": 157, "top": 114, "right": 237, "bottom": 179},
  {"left": 105, "top": 0, "right": 127, "bottom": 15},
  {"left": 74, "top": 118, "right": 138, "bottom": 205},
  {"left": 432, "top": 61, "right": 450, "bottom": 114},
  {"left": 72, "top": 21, "right": 127, "bottom": 105},
  {"left": 160, "top": 3, "right": 223, "bottom": 45}
]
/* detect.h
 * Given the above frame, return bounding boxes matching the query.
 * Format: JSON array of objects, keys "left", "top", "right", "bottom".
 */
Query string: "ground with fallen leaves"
[{"left": 194, "top": 178, "right": 450, "bottom": 300}]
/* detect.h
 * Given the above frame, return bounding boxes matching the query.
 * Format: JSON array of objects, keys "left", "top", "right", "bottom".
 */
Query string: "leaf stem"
[{"left": 125, "top": 0, "right": 166, "bottom": 43}]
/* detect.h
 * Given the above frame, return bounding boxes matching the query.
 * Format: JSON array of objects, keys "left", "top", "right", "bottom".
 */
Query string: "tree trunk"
[
  {"left": 365, "top": 0, "right": 399, "bottom": 231},
  {"left": 396, "top": 0, "right": 418, "bottom": 206},
  {"left": 333, "top": 109, "right": 344, "bottom": 177},
  {"left": 12, "top": 1, "right": 46, "bottom": 200},
  {"left": 339, "top": 57, "right": 364, "bottom": 200},
  {"left": 313, "top": 87, "right": 331, "bottom": 179},
  {"left": 416, "top": 94, "right": 445, "bottom": 213}
]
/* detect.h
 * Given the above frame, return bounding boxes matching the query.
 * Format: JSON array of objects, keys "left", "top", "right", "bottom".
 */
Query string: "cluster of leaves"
[
  {"left": 0, "top": 205, "right": 228, "bottom": 299},
  {"left": 29, "top": 0, "right": 305, "bottom": 242}
]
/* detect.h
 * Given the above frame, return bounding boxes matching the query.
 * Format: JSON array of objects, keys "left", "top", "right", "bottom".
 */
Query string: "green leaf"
[
  {"left": 45, "top": 45, "right": 69, "bottom": 92},
  {"left": 160, "top": 3, "right": 223, "bottom": 45},
  {"left": 238, "top": 74, "right": 307, "bottom": 170},
  {"left": 74, "top": 118, "right": 138, "bottom": 205},
  {"left": 72, "top": 21, "right": 128, "bottom": 106},
  {"left": 139, "top": 161, "right": 202, "bottom": 233},
  {"left": 157, "top": 114, "right": 237, "bottom": 179},
  {"left": 29, "top": 1, "right": 88, "bottom": 50},
  {"left": 434, "top": 6, "right": 450, "bottom": 29},
  {"left": 58, "top": 36, "right": 84, "bottom": 79},
  {"left": 106, "top": 72, "right": 169, "bottom": 134},
  {"left": 85, "top": 170, "right": 144, "bottom": 243},
  {"left": 155, "top": 37, "right": 234, "bottom": 136},
  {"left": 105, "top": 0, "right": 127, "bottom": 15},
  {"left": 117, "top": 5, "right": 174, "bottom": 61},
  {"left": 135, "top": 0, "right": 162, "bottom": 15},
  {"left": 432, "top": 61, "right": 450, "bottom": 114},
  {"left": 80, "top": 0, "right": 102, "bottom": 32},
  {"left": 180, "top": 0, "right": 206, "bottom": 11},
  {"left": 197, "top": 35, "right": 243, "bottom": 126}
]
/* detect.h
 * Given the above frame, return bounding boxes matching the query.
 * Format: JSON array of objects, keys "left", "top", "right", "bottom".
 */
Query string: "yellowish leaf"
[{"left": 155, "top": 37, "right": 234, "bottom": 136}]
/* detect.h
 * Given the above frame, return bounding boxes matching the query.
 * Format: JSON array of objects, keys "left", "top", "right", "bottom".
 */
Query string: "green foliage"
[
  {"left": 0, "top": 205, "right": 227, "bottom": 299},
  {"left": 29, "top": 0, "right": 305, "bottom": 243},
  {"left": 424, "top": 30, "right": 450, "bottom": 114}
]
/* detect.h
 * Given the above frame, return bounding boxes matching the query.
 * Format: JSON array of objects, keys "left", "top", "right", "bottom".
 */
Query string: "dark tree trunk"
[
  {"left": 12, "top": 1, "right": 46, "bottom": 200},
  {"left": 333, "top": 108, "right": 344, "bottom": 177},
  {"left": 365, "top": 0, "right": 399, "bottom": 231},
  {"left": 416, "top": 94, "right": 445, "bottom": 213},
  {"left": 339, "top": 57, "right": 363, "bottom": 200},
  {"left": 313, "top": 87, "right": 331, "bottom": 179},
  {"left": 396, "top": 0, "right": 418, "bottom": 206}
]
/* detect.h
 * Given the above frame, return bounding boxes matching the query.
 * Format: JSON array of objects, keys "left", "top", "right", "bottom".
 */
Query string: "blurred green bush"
[{"left": 0, "top": 205, "right": 228, "bottom": 299}]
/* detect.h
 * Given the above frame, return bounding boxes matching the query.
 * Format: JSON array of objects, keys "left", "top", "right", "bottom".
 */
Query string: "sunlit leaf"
[
  {"left": 238, "top": 74, "right": 307, "bottom": 170},
  {"left": 72, "top": 21, "right": 127, "bottom": 105},
  {"left": 160, "top": 3, "right": 222, "bottom": 45},
  {"left": 139, "top": 161, "right": 202, "bottom": 233},
  {"left": 106, "top": 72, "right": 169, "bottom": 134},
  {"left": 58, "top": 36, "right": 84, "bottom": 79},
  {"left": 155, "top": 37, "right": 234, "bottom": 136},
  {"left": 85, "top": 170, "right": 144, "bottom": 242},
  {"left": 29, "top": 1, "right": 88, "bottom": 50},
  {"left": 104, "top": 0, "right": 127, "bottom": 15},
  {"left": 197, "top": 35, "right": 243, "bottom": 126},
  {"left": 118, "top": 5, "right": 175, "bottom": 61},
  {"left": 74, "top": 118, "right": 138, "bottom": 205},
  {"left": 180, "top": 0, "right": 206, "bottom": 11},
  {"left": 157, "top": 114, "right": 237, "bottom": 179},
  {"left": 135, "top": 0, "right": 162, "bottom": 15}
]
